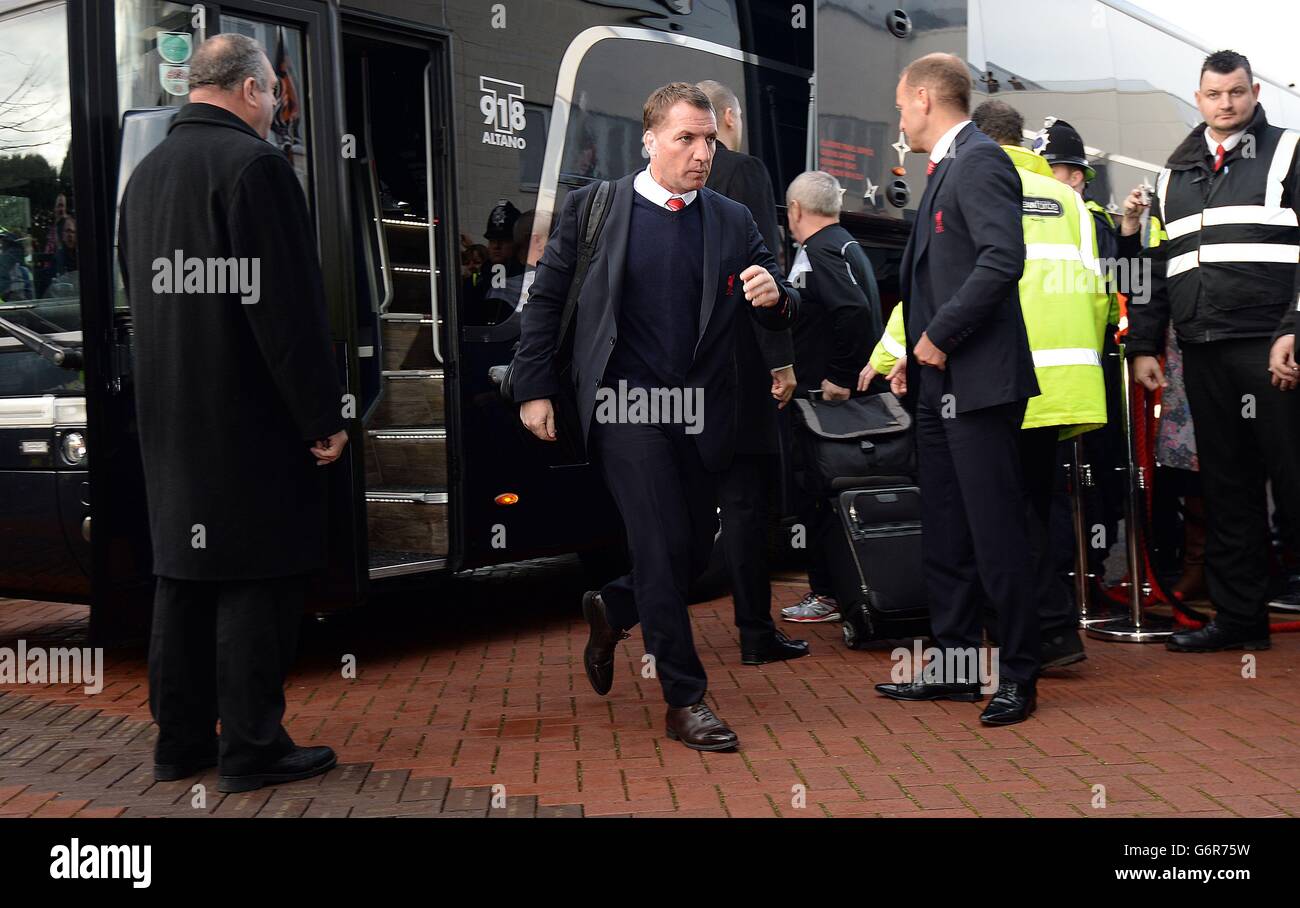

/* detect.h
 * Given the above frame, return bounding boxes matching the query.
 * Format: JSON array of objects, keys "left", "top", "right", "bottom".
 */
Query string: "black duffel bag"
[{"left": 792, "top": 393, "right": 915, "bottom": 495}]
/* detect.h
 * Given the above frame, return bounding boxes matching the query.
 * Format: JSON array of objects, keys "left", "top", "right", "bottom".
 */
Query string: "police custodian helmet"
[{"left": 1032, "top": 117, "right": 1096, "bottom": 183}]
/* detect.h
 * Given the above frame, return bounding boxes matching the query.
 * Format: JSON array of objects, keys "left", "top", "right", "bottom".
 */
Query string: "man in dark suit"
[
  {"left": 118, "top": 35, "right": 345, "bottom": 791},
  {"left": 696, "top": 80, "right": 808, "bottom": 666},
  {"left": 873, "top": 54, "right": 1042, "bottom": 725},
  {"left": 512, "top": 83, "right": 798, "bottom": 751}
]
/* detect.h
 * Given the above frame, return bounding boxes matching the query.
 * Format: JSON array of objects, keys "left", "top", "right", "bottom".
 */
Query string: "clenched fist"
[{"left": 740, "top": 265, "right": 780, "bottom": 308}]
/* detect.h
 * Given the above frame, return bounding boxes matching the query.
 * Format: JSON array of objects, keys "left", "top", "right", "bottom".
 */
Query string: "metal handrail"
[{"left": 423, "top": 61, "right": 443, "bottom": 364}]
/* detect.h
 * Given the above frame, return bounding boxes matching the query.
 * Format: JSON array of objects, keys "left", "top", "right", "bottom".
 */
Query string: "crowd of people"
[
  {"left": 119, "top": 31, "right": 1300, "bottom": 791},
  {"left": 519, "top": 50, "right": 1300, "bottom": 746}
]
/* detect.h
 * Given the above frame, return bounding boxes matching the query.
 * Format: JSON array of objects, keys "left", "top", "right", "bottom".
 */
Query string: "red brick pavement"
[{"left": 0, "top": 558, "right": 1297, "bottom": 818}]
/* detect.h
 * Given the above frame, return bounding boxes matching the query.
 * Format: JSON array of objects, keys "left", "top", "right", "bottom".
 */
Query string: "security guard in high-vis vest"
[
  {"left": 1036, "top": 117, "right": 1137, "bottom": 624},
  {"left": 864, "top": 101, "right": 1113, "bottom": 668},
  {"left": 1128, "top": 51, "right": 1300, "bottom": 652}
]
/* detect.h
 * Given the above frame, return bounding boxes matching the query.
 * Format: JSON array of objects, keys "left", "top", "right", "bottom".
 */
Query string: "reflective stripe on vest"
[
  {"left": 1032, "top": 348, "right": 1102, "bottom": 368},
  {"left": 1167, "top": 242, "right": 1300, "bottom": 277},
  {"left": 879, "top": 328, "right": 906, "bottom": 358},
  {"left": 1157, "top": 129, "right": 1300, "bottom": 253}
]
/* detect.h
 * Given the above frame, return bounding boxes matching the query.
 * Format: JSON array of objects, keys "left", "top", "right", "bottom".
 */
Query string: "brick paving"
[{"left": 1, "top": 557, "right": 1297, "bottom": 818}]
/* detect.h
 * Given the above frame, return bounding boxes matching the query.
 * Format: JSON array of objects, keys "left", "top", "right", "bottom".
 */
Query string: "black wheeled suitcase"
[{"left": 825, "top": 483, "right": 931, "bottom": 648}]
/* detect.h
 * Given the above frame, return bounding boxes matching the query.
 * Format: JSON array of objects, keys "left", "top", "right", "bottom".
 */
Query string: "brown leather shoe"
[
  {"left": 582, "top": 590, "right": 628, "bottom": 696},
  {"left": 665, "top": 700, "right": 739, "bottom": 751}
]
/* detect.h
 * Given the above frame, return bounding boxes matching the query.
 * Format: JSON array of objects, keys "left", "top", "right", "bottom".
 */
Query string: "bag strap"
[{"left": 556, "top": 180, "right": 613, "bottom": 351}]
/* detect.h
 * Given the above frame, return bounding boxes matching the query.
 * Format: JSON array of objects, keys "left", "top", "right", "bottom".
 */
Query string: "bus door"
[
  {"left": 340, "top": 15, "right": 459, "bottom": 582},
  {"left": 86, "top": 0, "right": 358, "bottom": 637}
]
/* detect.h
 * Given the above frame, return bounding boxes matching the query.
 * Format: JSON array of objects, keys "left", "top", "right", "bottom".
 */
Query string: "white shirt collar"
[
  {"left": 1205, "top": 128, "right": 1246, "bottom": 155},
  {"left": 634, "top": 166, "right": 698, "bottom": 208},
  {"left": 930, "top": 119, "right": 972, "bottom": 164}
]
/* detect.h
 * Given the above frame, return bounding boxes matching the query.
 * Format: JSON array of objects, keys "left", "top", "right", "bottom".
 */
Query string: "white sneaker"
[{"left": 781, "top": 592, "right": 841, "bottom": 623}]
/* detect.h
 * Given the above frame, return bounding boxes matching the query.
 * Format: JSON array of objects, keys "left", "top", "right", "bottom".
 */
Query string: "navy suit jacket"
[
  {"left": 900, "top": 123, "right": 1038, "bottom": 413},
  {"left": 513, "top": 171, "right": 799, "bottom": 470}
]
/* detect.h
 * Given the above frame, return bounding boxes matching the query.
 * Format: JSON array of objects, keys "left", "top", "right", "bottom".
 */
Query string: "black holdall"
[
  {"left": 792, "top": 393, "right": 915, "bottom": 495},
  {"left": 500, "top": 180, "right": 613, "bottom": 461}
]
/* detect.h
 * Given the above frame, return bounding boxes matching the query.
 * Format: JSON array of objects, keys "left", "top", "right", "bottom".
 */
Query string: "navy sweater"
[{"left": 604, "top": 193, "right": 703, "bottom": 390}]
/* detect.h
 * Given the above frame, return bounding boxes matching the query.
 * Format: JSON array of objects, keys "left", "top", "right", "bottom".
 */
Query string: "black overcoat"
[{"left": 118, "top": 103, "right": 344, "bottom": 580}]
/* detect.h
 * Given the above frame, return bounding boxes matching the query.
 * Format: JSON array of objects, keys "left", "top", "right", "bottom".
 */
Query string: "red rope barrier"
[{"left": 1095, "top": 342, "right": 1299, "bottom": 633}]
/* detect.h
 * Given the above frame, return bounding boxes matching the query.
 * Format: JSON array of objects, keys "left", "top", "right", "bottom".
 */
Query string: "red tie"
[
  {"left": 927, "top": 161, "right": 937, "bottom": 176},
  {"left": 1214, "top": 144, "right": 1225, "bottom": 172},
  {"left": 666, "top": 197, "right": 685, "bottom": 211}
]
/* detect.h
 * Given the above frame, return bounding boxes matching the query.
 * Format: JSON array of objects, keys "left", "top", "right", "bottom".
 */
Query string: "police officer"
[
  {"left": 1129, "top": 50, "right": 1300, "bottom": 652},
  {"left": 1036, "top": 118, "right": 1146, "bottom": 263}
]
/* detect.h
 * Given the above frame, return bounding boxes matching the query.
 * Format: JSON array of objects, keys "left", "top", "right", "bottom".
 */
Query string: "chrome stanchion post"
[
  {"left": 1088, "top": 342, "right": 1173, "bottom": 643},
  {"left": 1071, "top": 437, "right": 1120, "bottom": 628}
]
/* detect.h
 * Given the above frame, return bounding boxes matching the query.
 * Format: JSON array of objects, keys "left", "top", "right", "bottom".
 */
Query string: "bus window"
[
  {"left": 114, "top": 1, "right": 202, "bottom": 119},
  {"left": 0, "top": 1, "right": 83, "bottom": 398},
  {"left": 220, "top": 14, "right": 312, "bottom": 196}
]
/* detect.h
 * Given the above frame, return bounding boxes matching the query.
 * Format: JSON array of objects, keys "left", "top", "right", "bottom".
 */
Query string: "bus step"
[
  {"left": 381, "top": 315, "right": 439, "bottom": 369},
  {"left": 365, "top": 428, "right": 447, "bottom": 489},
  {"left": 384, "top": 271, "right": 437, "bottom": 314},
  {"left": 368, "top": 550, "right": 447, "bottom": 579},
  {"left": 373, "top": 370, "right": 444, "bottom": 428},
  {"left": 380, "top": 216, "right": 432, "bottom": 262},
  {"left": 365, "top": 491, "right": 448, "bottom": 560}
]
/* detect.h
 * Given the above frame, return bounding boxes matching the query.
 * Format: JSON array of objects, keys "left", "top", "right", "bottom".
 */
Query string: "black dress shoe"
[
  {"left": 741, "top": 630, "right": 810, "bottom": 665},
  {"left": 665, "top": 701, "right": 739, "bottom": 752},
  {"left": 874, "top": 681, "right": 982, "bottom": 702},
  {"left": 217, "top": 745, "right": 337, "bottom": 793},
  {"left": 154, "top": 752, "right": 218, "bottom": 782},
  {"left": 1167, "top": 620, "right": 1270, "bottom": 652},
  {"left": 582, "top": 591, "right": 629, "bottom": 696},
  {"left": 979, "top": 681, "right": 1036, "bottom": 726},
  {"left": 1041, "top": 629, "right": 1087, "bottom": 670}
]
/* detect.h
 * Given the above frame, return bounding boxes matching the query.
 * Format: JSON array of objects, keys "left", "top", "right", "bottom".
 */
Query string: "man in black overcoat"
[{"left": 118, "top": 34, "right": 348, "bottom": 792}]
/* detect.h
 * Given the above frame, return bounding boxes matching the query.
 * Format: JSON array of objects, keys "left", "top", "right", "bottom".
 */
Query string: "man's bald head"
[
  {"left": 189, "top": 34, "right": 278, "bottom": 139},
  {"left": 697, "top": 80, "right": 743, "bottom": 150}
]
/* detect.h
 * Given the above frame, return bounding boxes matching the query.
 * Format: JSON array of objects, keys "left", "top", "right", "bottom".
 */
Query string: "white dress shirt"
[
  {"left": 1205, "top": 128, "right": 1246, "bottom": 156},
  {"left": 634, "top": 166, "right": 697, "bottom": 208},
  {"left": 930, "top": 119, "right": 972, "bottom": 165}
]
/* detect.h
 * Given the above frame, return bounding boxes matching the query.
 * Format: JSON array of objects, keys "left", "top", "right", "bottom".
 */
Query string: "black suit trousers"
[
  {"left": 718, "top": 452, "right": 778, "bottom": 648},
  {"left": 594, "top": 421, "right": 716, "bottom": 707},
  {"left": 148, "top": 575, "right": 304, "bottom": 775},
  {"left": 1181, "top": 337, "right": 1300, "bottom": 631},
  {"left": 917, "top": 400, "right": 1040, "bottom": 684}
]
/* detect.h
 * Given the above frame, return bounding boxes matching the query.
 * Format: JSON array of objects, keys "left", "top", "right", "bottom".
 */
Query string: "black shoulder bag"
[{"left": 500, "top": 180, "right": 613, "bottom": 461}]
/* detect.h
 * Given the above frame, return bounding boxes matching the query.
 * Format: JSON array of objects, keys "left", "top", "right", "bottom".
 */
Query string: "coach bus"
[{"left": 2, "top": 0, "right": 1298, "bottom": 638}]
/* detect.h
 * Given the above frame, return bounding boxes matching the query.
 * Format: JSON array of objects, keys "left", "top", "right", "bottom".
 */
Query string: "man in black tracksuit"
[
  {"left": 1128, "top": 50, "right": 1300, "bottom": 652},
  {"left": 781, "top": 170, "right": 882, "bottom": 623}
]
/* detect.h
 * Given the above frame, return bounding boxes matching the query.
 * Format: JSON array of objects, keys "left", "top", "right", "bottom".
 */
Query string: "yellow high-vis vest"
[{"left": 867, "top": 145, "right": 1112, "bottom": 438}]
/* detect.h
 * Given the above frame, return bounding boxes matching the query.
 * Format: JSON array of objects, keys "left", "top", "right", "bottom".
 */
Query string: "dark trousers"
[
  {"left": 148, "top": 575, "right": 304, "bottom": 775},
  {"left": 1019, "top": 426, "right": 1077, "bottom": 636},
  {"left": 787, "top": 405, "right": 835, "bottom": 597},
  {"left": 917, "top": 400, "right": 1040, "bottom": 684},
  {"left": 594, "top": 421, "right": 717, "bottom": 708},
  {"left": 1181, "top": 337, "right": 1300, "bottom": 631},
  {"left": 718, "top": 452, "right": 778, "bottom": 649}
]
